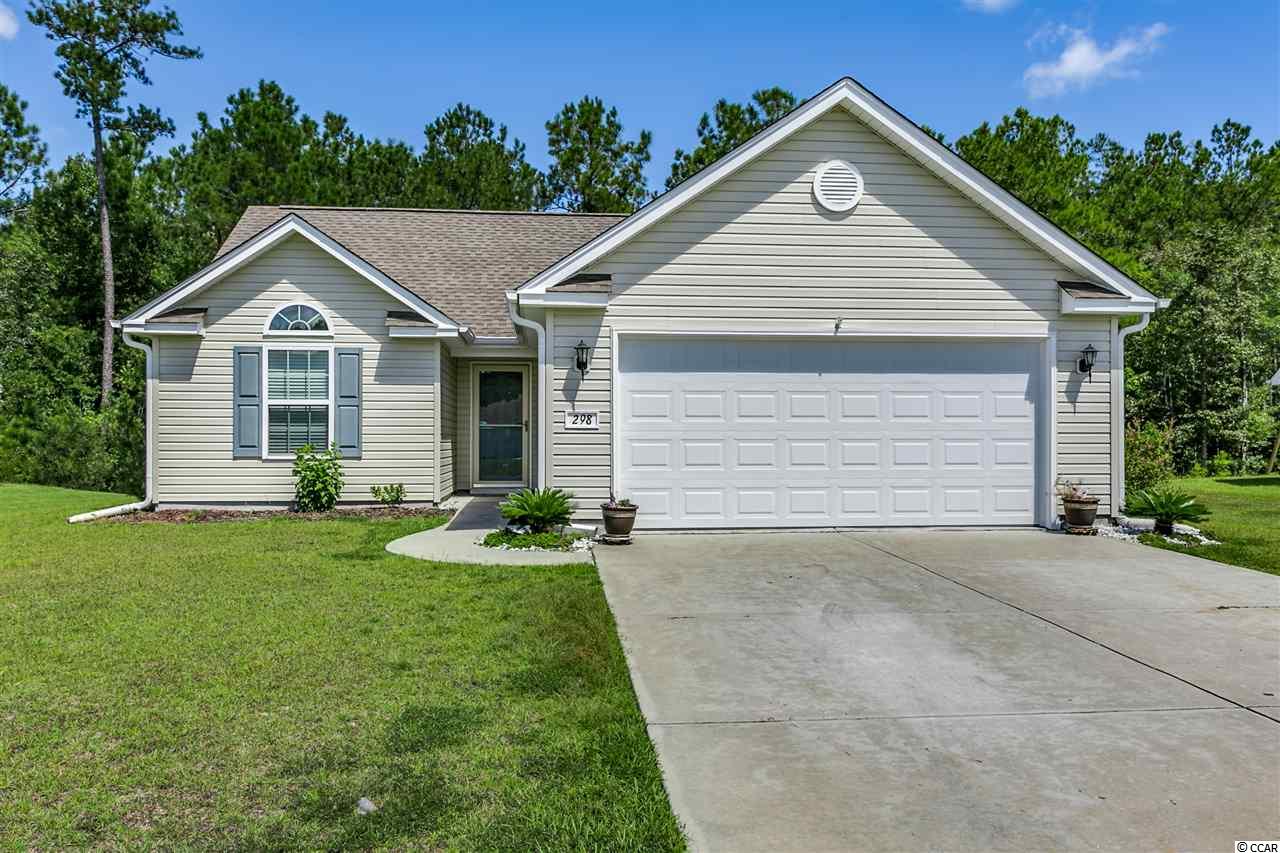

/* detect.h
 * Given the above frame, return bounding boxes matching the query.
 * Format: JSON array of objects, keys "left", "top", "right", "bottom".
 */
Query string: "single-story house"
[{"left": 118, "top": 77, "right": 1164, "bottom": 529}]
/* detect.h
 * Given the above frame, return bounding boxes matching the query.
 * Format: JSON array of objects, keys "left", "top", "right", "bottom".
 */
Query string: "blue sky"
[{"left": 2, "top": 0, "right": 1276, "bottom": 189}]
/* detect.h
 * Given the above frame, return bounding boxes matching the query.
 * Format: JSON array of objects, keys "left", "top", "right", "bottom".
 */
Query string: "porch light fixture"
[
  {"left": 1077, "top": 344, "right": 1097, "bottom": 376},
  {"left": 574, "top": 339, "right": 591, "bottom": 378}
]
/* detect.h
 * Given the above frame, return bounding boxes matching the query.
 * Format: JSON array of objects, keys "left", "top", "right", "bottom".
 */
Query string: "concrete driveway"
[{"left": 595, "top": 531, "right": 1280, "bottom": 852}]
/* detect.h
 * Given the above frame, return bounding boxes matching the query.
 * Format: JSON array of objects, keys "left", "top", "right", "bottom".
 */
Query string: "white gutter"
[
  {"left": 68, "top": 331, "right": 156, "bottom": 522},
  {"left": 1112, "top": 312, "right": 1154, "bottom": 513},
  {"left": 506, "top": 292, "right": 549, "bottom": 488}
]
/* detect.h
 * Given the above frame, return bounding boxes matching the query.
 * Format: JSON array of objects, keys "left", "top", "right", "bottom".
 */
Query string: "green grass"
[
  {"left": 0, "top": 485, "right": 683, "bottom": 850},
  {"left": 1139, "top": 475, "right": 1280, "bottom": 577}
]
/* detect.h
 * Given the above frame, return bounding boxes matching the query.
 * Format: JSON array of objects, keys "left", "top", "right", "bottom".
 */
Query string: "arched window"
[{"left": 267, "top": 303, "right": 329, "bottom": 333}]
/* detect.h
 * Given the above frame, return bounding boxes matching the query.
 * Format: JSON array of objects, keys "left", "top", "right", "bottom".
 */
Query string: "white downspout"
[
  {"left": 506, "top": 292, "right": 549, "bottom": 488},
  {"left": 1113, "top": 311, "right": 1154, "bottom": 513},
  {"left": 68, "top": 331, "right": 156, "bottom": 522}
]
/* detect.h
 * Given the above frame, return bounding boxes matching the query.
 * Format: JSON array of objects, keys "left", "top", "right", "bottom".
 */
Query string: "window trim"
[
  {"left": 261, "top": 342, "right": 335, "bottom": 460},
  {"left": 262, "top": 301, "right": 335, "bottom": 338}
]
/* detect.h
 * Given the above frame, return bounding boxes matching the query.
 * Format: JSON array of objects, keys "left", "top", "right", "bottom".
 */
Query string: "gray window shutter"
[
  {"left": 232, "top": 346, "right": 262, "bottom": 457},
  {"left": 334, "top": 348, "right": 362, "bottom": 458}
]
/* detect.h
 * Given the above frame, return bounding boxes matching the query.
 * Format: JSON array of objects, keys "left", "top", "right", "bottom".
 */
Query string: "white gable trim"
[
  {"left": 518, "top": 77, "right": 1158, "bottom": 306},
  {"left": 121, "top": 214, "right": 459, "bottom": 329}
]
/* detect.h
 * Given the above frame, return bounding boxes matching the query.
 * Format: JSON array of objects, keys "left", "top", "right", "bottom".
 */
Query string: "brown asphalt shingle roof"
[{"left": 217, "top": 205, "right": 625, "bottom": 337}]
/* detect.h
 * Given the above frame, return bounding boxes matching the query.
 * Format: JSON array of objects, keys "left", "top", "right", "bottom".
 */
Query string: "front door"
[{"left": 474, "top": 366, "right": 529, "bottom": 487}]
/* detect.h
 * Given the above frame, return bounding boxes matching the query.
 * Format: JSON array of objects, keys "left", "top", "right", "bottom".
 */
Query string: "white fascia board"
[
  {"left": 120, "top": 321, "right": 205, "bottom": 336},
  {"left": 1060, "top": 291, "right": 1157, "bottom": 315},
  {"left": 517, "top": 292, "right": 610, "bottom": 308},
  {"left": 122, "top": 215, "right": 459, "bottom": 330},
  {"left": 518, "top": 77, "right": 1157, "bottom": 305},
  {"left": 386, "top": 326, "right": 445, "bottom": 338}
]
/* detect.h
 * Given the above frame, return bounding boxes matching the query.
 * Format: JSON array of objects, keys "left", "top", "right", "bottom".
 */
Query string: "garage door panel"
[{"left": 618, "top": 338, "right": 1040, "bottom": 528}]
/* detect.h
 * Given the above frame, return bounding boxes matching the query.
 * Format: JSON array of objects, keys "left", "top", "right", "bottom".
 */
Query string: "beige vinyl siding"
[
  {"left": 549, "top": 311, "right": 611, "bottom": 514},
  {"left": 455, "top": 361, "right": 472, "bottom": 491},
  {"left": 546, "top": 104, "right": 1115, "bottom": 518},
  {"left": 1057, "top": 316, "right": 1113, "bottom": 516},
  {"left": 155, "top": 235, "right": 437, "bottom": 504},
  {"left": 593, "top": 109, "right": 1073, "bottom": 326},
  {"left": 437, "top": 346, "right": 457, "bottom": 500}
]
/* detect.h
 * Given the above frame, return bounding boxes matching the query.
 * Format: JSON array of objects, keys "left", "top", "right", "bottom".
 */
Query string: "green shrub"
[
  {"left": 370, "top": 483, "right": 405, "bottom": 506},
  {"left": 1210, "top": 449, "right": 1236, "bottom": 477},
  {"left": 1126, "top": 486, "right": 1210, "bottom": 534},
  {"left": 0, "top": 398, "right": 143, "bottom": 497},
  {"left": 293, "top": 443, "right": 344, "bottom": 512},
  {"left": 499, "top": 487, "right": 575, "bottom": 533},
  {"left": 1125, "top": 422, "right": 1174, "bottom": 492}
]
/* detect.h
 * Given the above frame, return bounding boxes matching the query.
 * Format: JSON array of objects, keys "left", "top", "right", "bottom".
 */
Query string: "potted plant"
[
  {"left": 1125, "top": 487, "right": 1210, "bottom": 536},
  {"left": 1057, "top": 478, "right": 1099, "bottom": 532},
  {"left": 601, "top": 495, "right": 638, "bottom": 542}
]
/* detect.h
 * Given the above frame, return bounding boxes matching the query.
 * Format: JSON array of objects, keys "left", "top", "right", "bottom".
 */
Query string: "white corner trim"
[
  {"left": 517, "top": 77, "right": 1157, "bottom": 306},
  {"left": 122, "top": 215, "right": 459, "bottom": 330}
]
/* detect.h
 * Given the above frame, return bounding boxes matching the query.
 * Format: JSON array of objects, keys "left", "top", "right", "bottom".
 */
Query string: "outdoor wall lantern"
[
  {"left": 1077, "top": 344, "right": 1098, "bottom": 377},
  {"left": 574, "top": 339, "right": 592, "bottom": 378}
]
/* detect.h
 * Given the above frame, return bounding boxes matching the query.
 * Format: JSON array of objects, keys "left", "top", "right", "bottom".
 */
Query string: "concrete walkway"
[
  {"left": 596, "top": 530, "right": 1280, "bottom": 852},
  {"left": 385, "top": 496, "right": 592, "bottom": 566}
]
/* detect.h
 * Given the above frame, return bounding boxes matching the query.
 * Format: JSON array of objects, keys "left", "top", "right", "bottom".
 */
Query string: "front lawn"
[
  {"left": 1139, "top": 475, "right": 1280, "bottom": 577},
  {"left": 0, "top": 485, "right": 683, "bottom": 850}
]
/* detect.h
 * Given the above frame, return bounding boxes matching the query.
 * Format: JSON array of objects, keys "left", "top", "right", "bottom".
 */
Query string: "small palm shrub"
[
  {"left": 293, "top": 443, "right": 344, "bottom": 512},
  {"left": 499, "top": 487, "right": 575, "bottom": 533},
  {"left": 1126, "top": 487, "right": 1210, "bottom": 535},
  {"left": 370, "top": 483, "right": 405, "bottom": 506}
]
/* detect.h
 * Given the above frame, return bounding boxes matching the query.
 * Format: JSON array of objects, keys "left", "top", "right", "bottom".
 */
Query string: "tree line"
[{"left": 1, "top": 0, "right": 1277, "bottom": 498}]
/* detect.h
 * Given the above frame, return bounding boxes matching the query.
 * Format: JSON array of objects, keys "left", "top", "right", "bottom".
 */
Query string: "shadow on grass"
[
  {"left": 1213, "top": 476, "right": 1280, "bottom": 487},
  {"left": 249, "top": 704, "right": 485, "bottom": 848}
]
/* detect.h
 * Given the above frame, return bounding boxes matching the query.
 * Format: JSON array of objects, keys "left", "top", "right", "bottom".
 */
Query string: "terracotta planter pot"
[
  {"left": 601, "top": 504, "right": 638, "bottom": 538},
  {"left": 1062, "top": 496, "right": 1100, "bottom": 529}
]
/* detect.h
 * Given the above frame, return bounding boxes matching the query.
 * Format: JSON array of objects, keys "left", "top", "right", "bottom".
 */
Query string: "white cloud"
[
  {"left": 0, "top": 3, "right": 18, "bottom": 40},
  {"left": 963, "top": 0, "right": 1019, "bottom": 12},
  {"left": 1023, "top": 22, "right": 1170, "bottom": 98}
]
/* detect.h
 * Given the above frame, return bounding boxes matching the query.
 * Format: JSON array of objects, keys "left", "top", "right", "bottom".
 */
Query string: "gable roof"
[
  {"left": 215, "top": 206, "right": 624, "bottom": 336},
  {"left": 516, "top": 77, "right": 1159, "bottom": 311}
]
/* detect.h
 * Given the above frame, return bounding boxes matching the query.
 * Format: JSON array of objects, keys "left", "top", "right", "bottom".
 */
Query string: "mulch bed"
[{"left": 108, "top": 506, "right": 453, "bottom": 524}]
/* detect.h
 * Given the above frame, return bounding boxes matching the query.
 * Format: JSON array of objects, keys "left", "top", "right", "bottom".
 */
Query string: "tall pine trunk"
[{"left": 92, "top": 111, "right": 115, "bottom": 406}]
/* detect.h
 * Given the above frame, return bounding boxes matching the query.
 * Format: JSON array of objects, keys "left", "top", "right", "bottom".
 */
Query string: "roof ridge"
[{"left": 277, "top": 204, "right": 627, "bottom": 218}]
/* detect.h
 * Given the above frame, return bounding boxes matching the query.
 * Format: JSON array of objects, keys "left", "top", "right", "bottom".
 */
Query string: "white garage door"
[{"left": 616, "top": 337, "right": 1041, "bottom": 528}]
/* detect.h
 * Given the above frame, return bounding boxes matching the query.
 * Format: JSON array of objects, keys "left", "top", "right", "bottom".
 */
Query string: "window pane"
[
  {"left": 269, "top": 304, "right": 329, "bottom": 332},
  {"left": 267, "top": 350, "right": 327, "bottom": 400},
  {"left": 268, "top": 405, "right": 328, "bottom": 454}
]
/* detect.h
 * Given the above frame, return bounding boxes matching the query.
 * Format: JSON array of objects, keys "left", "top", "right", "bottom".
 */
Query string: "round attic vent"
[{"left": 813, "top": 159, "right": 864, "bottom": 213}]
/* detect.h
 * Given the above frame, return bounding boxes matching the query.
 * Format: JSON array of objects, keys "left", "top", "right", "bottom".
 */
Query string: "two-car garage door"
[{"left": 616, "top": 337, "right": 1042, "bottom": 528}]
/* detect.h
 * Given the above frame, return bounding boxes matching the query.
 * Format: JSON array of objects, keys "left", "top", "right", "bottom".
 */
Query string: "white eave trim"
[
  {"left": 119, "top": 321, "right": 205, "bottom": 336},
  {"left": 517, "top": 292, "right": 610, "bottom": 308},
  {"left": 121, "top": 214, "right": 460, "bottom": 330},
  {"left": 517, "top": 77, "right": 1158, "bottom": 306},
  {"left": 1060, "top": 291, "right": 1159, "bottom": 315}
]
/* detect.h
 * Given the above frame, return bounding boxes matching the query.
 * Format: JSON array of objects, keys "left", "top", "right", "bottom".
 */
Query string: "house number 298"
[{"left": 565, "top": 411, "right": 600, "bottom": 431}]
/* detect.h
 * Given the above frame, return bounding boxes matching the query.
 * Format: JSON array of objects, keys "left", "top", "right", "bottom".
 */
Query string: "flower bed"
[{"left": 480, "top": 529, "right": 591, "bottom": 552}]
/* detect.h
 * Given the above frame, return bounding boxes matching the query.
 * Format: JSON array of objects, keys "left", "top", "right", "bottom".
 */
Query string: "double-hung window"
[
  {"left": 262, "top": 303, "right": 334, "bottom": 456},
  {"left": 266, "top": 348, "right": 331, "bottom": 455}
]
